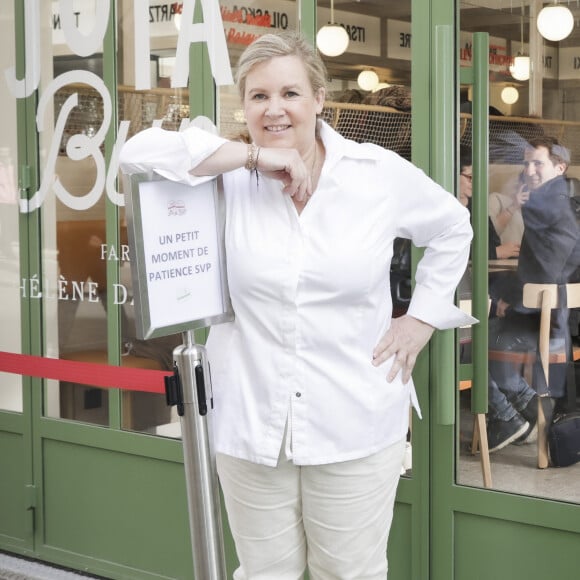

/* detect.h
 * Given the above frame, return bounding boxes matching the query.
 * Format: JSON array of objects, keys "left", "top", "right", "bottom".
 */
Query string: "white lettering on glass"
[
  {"left": 24, "top": 70, "right": 112, "bottom": 213},
  {"left": 106, "top": 120, "right": 131, "bottom": 207},
  {"left": 4, "top": 0, "right": 230, "bottom": 211},
  {"left": 4, "top": 0, "right": 40, "bottom": 98},
  {"left": 172, "top": 0, "right": 233, "bottom": 87},
  {"left": 60, "top": 0, "right": 110, "bottom": 57},
  {"left": 134, "top": 0, "right": 152, "bottom": 90}
]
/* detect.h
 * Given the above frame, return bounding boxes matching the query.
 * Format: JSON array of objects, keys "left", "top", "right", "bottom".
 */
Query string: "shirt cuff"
[{"left": 407, "top": 283, "right": 478, "bottom": 330}]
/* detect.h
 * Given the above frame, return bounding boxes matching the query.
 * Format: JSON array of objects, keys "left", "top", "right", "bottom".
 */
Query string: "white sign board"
[{"left": 126, "top": 173, "right": 233, "bottom": 339}]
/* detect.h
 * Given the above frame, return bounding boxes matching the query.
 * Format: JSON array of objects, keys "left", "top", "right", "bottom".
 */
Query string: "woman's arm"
[
  {"left": 371, "top": 153, "right": 476, "bottom": 382},
  {"left": 120, "top": 126, "right": 313, "bottom": 201},
  {"left": 194, "top": 141, "right": 313, "bottom": 200}
]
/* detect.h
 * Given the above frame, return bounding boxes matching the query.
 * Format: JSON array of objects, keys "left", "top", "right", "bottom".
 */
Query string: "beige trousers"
[{"left": 216, "top": 438, "right": 406, "bottom": 580}]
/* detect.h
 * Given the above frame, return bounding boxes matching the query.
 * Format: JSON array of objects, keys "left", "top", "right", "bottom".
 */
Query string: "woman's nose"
[{"left": 265, "top": 97, "right": 283, "bottom": 116}]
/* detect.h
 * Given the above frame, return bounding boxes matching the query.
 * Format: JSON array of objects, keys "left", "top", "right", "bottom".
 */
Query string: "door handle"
[
  {"left": 470, "top": 32, "right": 490, "bottom": 416},
  {"left": 434, "top": 30, "right": 489, "bottom": 425}
]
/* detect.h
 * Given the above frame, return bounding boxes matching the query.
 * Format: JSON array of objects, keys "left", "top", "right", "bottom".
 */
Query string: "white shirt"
[{"left": 121, "top": 120, "right": 474, "bottom": 466}]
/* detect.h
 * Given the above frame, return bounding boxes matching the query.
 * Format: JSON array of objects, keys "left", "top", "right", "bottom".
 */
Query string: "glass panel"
[
  {"left": 0, "top": 1, "right": 22, "bottom": 413},
  {"left": 116, "top": 2, "right": 191, "bottom": 436},
  {"left": 218, "top": 0, "right": 413, "bottom": 471},
  {"left": 458, "top": 1, "right": 580, "bottom": 503},
  {"left": 41, "top": 2, "right": 110, "bottom": 424}
]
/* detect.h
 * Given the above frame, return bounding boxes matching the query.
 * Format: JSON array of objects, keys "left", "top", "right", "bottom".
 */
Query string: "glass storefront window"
[
  {"left": 458, "top": 1, "right": 580, "bottom": 503},
  {"left": 33, "top": 2, "right": 184, "bottom": 430},
  {"left": 116, "top": 2, "right": 192, "bottom": 435},
  {"left": 40, "top": 3, "right": 111, "bottom": 425}
]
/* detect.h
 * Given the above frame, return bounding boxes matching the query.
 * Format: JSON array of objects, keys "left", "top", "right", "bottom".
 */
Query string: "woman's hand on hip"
[
  {"left": 257, "top": 147, "right": 312, "bottom": 201},
  {"left": 372, "top": 315, "right": 435, "bottom": 384}
]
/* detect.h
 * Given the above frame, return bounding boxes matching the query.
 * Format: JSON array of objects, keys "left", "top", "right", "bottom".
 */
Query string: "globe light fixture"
[
  {"left": 537, "top": 3, "right": 574, "bottom": 42},
  {"left": 357, "top": 70, "right": 379, "bottom": 91},
  {"left": 316, "top": 0, "right": 349, "bottom": 57},
  {"left": 501, "top": 86, "right": 519, "bottom": 105},
  {"left": 509, "top": 55, "right": 531, "bottom": 81}
]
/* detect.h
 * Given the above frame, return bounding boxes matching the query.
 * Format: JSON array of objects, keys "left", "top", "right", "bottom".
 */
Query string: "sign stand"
[
  {"left": 125, "top": 173, "right": 234, "bottom": 580},
  {"left": 165, "top": 331, "right": 227, "bottom": 580}
]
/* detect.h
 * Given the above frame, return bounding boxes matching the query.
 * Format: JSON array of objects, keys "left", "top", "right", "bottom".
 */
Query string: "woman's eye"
[
  {"left": 285, "top": 91, "right": 299, "bottom": 98},
  {"left": 251, "top": 93, "right": 267, "bottom": 101}
]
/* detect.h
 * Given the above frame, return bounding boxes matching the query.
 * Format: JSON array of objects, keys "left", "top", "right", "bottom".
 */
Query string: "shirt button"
[{"left": 295, "top": 392, "right": 302, "bottom": 398}]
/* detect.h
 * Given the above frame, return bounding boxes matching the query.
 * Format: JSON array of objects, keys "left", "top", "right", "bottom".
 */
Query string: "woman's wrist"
[{"left": 245, "top": 143, "right": 261, "bottom": 171}]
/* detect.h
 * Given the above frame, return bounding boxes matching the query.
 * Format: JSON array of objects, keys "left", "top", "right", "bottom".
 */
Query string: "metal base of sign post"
[{"left": 165, "top": 331, "right": 227, "bottom": 580}]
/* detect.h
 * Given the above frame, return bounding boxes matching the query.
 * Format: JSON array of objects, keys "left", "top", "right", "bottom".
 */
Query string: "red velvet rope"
[{"left": 0, "top": 351, "right": 171, "bottom": 394}]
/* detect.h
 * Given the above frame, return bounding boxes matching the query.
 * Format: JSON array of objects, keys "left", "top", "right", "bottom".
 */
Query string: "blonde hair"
[{"left": 235, "top": 31, "right": 327, "bottom": 101}]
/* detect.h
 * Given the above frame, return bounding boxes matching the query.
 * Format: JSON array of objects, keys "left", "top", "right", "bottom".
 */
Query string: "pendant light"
[
  {"left": 509, "top": 2, "right": 530, "bottom": 81},
  {"left": 537, "top": 2, "right": 574, "bottom": 42},
  {"left": 501, "top": 86, "right": 520, "bottom": 104},
  {"left": 316, "top": 0, "right": 349, "bottom": 57},
  {"left": 357, "top": 70, "right": 379, "bottom": 91}
]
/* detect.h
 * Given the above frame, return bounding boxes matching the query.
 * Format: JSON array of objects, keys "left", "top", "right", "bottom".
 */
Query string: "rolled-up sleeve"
[{"left": 119, "top": 126, "right": 228, "bottom": 185}]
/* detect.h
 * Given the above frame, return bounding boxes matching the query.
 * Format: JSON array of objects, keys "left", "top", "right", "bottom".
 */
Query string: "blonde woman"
[{"left": 121, "top": 31, "right": 473, "bottom": 580}]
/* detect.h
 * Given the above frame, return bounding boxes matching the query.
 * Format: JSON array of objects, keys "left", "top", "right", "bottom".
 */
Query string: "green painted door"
[{"left": 431, "top": 2, "right": 580, "bottom": 579}]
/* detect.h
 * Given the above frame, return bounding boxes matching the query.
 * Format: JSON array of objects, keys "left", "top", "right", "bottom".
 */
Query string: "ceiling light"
[
  {"left": 316, "top": 0, "right": 349, "bottom": 57},
  {"left": 509, "top": 56, "right": 530, "bottom": 81},
  {"left": 357, "top": 70, "right": 379, "bottom": 91},
  {"left": 537, "top": 3, "right": 574, "bottom": 42},
  {"left": 501, "top": 86, "right": 519, "bottom": 105}
]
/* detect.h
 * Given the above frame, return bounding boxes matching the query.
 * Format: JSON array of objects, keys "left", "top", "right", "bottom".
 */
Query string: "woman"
[{"left": 121, "top": 31, "right": 474, "bottom": 580}]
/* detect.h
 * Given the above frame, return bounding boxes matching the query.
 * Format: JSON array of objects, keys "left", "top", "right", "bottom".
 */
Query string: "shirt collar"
[{"left": 317, "top": 119, "right": 383, "bottom": 164}]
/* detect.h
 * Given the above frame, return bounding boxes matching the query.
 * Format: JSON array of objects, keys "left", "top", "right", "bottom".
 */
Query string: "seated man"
[{"left": 487, "top": 136, "right": 580, "bottom": 452}]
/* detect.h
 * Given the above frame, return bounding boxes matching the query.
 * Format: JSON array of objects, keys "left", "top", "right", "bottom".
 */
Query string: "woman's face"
[
  {"left": 242, "top": 55, "right": 325, "bottom": 155},
  {"left": 459, "top": 165, "right": 473, "bottom": 206}
]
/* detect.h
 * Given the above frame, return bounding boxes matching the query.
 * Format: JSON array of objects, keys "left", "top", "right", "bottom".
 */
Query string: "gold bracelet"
[{"left": 245, "top": 143, "right": 260, "bottom": 171}]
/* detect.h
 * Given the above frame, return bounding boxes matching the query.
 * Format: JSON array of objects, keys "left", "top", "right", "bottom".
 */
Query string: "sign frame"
[{"left": 126, "top": 172, "right": 234, "bottom": 339}]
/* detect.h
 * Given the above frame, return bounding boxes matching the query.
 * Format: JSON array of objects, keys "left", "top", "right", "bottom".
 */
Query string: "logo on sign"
[{"left": 168, "top": 200, "right": 186, "bottom": 216}]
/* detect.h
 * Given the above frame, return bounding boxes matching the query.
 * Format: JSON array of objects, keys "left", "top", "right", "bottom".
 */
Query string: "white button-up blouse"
[{"left": 120, "top": 120, "right": 474, "bottom": 467}]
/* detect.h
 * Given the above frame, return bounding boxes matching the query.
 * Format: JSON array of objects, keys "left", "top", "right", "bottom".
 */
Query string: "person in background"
[
  {"left": 486, "top": 137, "right": 580, "bottom": 452},
  {"left": 488, "top": 175, "right": 525, "bottom": 248},
  {"left": 120, "top": 31, "right": 474, "bottom": 580},
  {"left": 459, "top": 146, "right": 519, "bottom": 329},
  {"left": 459, "top": 146, "right": 520, "bottom": 260}
]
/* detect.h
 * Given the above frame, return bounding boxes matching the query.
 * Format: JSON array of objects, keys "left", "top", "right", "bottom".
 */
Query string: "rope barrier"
[{"left": 0, "top": 351, "right": 170, "bottom": 394}]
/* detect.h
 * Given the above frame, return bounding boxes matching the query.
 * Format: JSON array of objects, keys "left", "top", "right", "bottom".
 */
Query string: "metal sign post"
[
  {"left": 165, "top": 331, "right": 227, "bottom": 580},
  {"left": 126, "top": 173, "right": 233, "bottom": 580}
]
